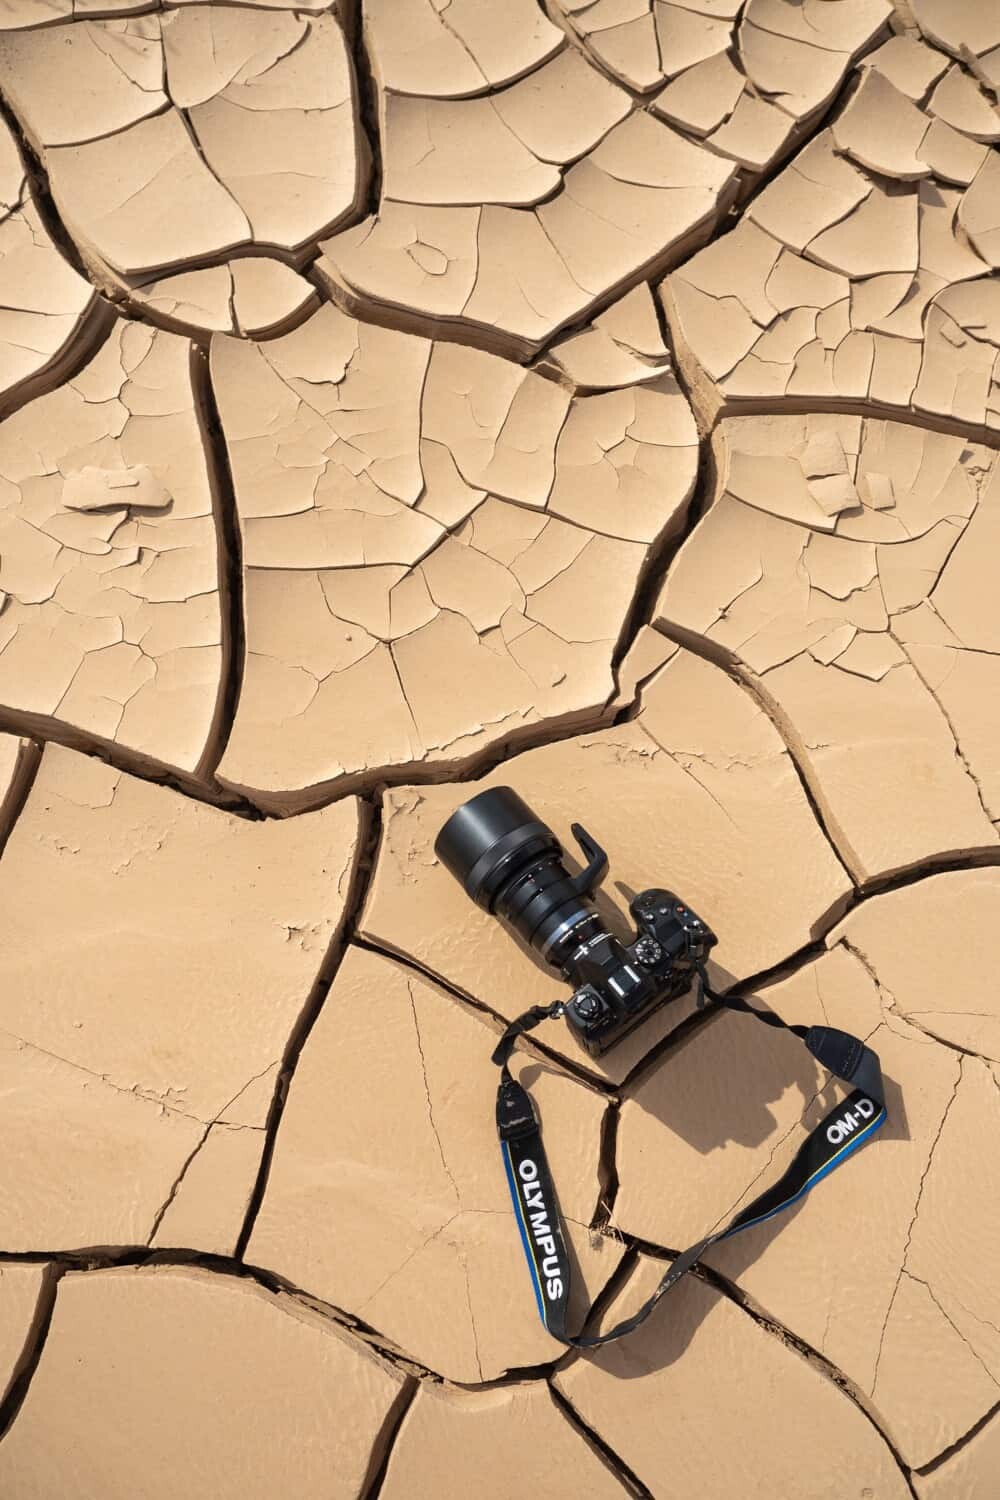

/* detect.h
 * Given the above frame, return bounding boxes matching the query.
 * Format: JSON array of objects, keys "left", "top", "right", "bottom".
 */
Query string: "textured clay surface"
[
  {"left": 0, "top": 1266, "right": 407, "bottom": 1499},
  {"left": 0, "top": 2, "right": 998, "bottom": 1498},
  {"left": 211, "top": 299, "right": 698, "bottom": 808},
  {"left": 655, "top": 416, "right": 1000, "bottom": 879},
  {"left": 0, "top": 320, "right": 223, "bottom": 772},
  {"left": 0, "top": 744, "right": 361, "bottom": 1252}
]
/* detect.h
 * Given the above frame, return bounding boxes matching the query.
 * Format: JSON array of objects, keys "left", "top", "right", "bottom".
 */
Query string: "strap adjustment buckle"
[
  {"left": 496, "top": 1079, "right": 538, "bottom": 1143},
  {"left": 491, "top": 1000, "right": 566, "bottom": 1069}
]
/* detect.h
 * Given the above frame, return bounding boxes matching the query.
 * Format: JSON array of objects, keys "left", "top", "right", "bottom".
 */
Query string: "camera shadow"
[
  {"left": 581, "top": 1062, "right": 908, "bottom": 1379},
  {"left": 558, "top": 949, "right": 908, "bottom": 1376},
  {"left": 500, "top": 866, "right": 907, "bottom": 1376}
]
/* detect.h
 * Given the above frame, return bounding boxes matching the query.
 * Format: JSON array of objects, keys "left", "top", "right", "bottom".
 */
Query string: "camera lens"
[
  {"left": 434, "top": 787, "right": 558, "bottom": 908},
  {"left": 435, "top": 787, "right": 599, "bottom": 966}
]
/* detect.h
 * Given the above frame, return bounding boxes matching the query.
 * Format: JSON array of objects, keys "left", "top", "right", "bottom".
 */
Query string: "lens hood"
[{"left": 434, "top": 787, "right": 557, "bottom": 907}]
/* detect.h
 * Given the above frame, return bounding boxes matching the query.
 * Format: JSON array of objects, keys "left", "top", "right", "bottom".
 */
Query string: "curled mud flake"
[
  {"left": 228, "top": 260, "right": 318, "bottom": 338},
  {"left": 533, "top": 0, "right": 661, "bottom": 96},
  {"left": 0, "top": 1267, "right": 407, "bottom": 1500},
  {"left": 211, "top": 301, "right": 697, "bottom": 808},
  {"left": 319, "top": 34, "right": 741, "bottom": 358},
  {"left": 912, "top": 0, "right": 1000, "bottom": 69},
  {"left": 0, "top": 0, "right": 73, "bottom": 30},
  {"left": 958, "top": 152, "right": 1000, "bottom": 269},
  {"left": 0, "top": 9, "right": 363, "bottom": 296},
  {"left": 705, "top": 91, "right": 794, "bottom": 174},
  {"left": 652, "top": 51, "right": 744, "bottom": 140},
  {"left": 129, "top": 266, "right": 236, "bottom": 338},
  {"left": 0, "top": 18, "right": 166, "bottom": 147},
  {"left": 656, "top": 414, "right": 1000, "bottom": 881},
  {"left": 0, "top": 318, "right": 226, "bottom": 772},
  {"left": 129, "top": 260, "right": 318, "bottom": 342},
  {"left": 44, "top": 111, "right": 253, "bottom": 283},
  {"left": 318, "top": 203, "right": 482, "bottom": 334},
  {"left": 0, "top": 116, "right": 97, "bottom": 412},
  {"left": 664, "top": 82, "right": 1000, "bottom": 433},
  {"left": 928, "top": 65, "right": 1000, "bottom": 144},
  {"left": 832, "top": 68, "right": 934, "bottom": 181},
  {"left": 179, "top": 14, "right": 364, "bottom": 251},
  {"left": 549, "top": 0, "right": 890, "bottom": 185},
  {"left": 863, "top": 33, "right": 950, "bottom": 100},
  {"left": 919, "top": 116, "right": 989, "bottom": 185},
  {"left": 247, "top": 945, "right": 617, "bottom": 1381},
  {"left": 363, "top": 0, "right": 563, "bottom": 98},
  {"left": 0, "top": 742, "right": 361, "bottom": 1250}
]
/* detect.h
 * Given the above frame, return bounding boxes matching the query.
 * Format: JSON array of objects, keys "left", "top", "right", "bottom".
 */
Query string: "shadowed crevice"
[
  {"left": 548, "top": 1381, "right": 653, "bottom": 1499},
  {"left": 688, "top": 1260, "right": 920, "bottom": 1499},
  {"left": 651, "top": 618, "right": 860, "bottom": 887},
  {"left": 676, "top": 390, "right": 1000, "bottom": 454},
  {"left": 339, "top": 0, "right": 382, "bottom": 228},
  {"left": 233, "top": 795, "right": 381, "bottom": 1258},
  {"left": 0, "top": 1245, "right": 556, "bottom": 1390},
  {"left": 0, "top": 83, "right": 118, "bottom": 421},
  {"left": 0, "top": 738, "right": 42, "bottom": 864},
  {"left": 351, "top": 933, "right": 620, "bottom": 1096},
  {"left": 0, "top": 703, "right": 262, "bottom": 817},
  {"left": 915, "top": 1398, "right": 1000, "bottom": 1478},
  {"left": 592, "top": 1099, "right": 621, "bottom": 1230},
  {"left": 0, "top": 1264, "right": 60, "bottom": 1448},
  {"left": 359, "top": 1377, "right": 419, "bottom": 1500},
  {"left": 0, "top": 84, "right": 96, "bottom": 288},
  {"left": 188, "top": 344, "right": 246, "bottom": 785}
]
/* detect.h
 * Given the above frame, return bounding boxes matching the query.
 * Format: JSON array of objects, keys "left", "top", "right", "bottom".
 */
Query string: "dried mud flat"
[{"left": 0, "top": 0, "right": 997, "bottom": 1496}]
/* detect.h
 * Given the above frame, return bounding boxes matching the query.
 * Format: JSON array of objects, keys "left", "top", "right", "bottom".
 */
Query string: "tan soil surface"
[{"left": 0, "top": 1, "right": 997, "bottom": 1496}]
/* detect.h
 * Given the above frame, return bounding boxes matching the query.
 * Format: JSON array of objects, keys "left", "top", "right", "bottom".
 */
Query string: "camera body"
[
  {"left": 434, "top": 787, "right": 716, "bottom": 1057},
  {"left": 561, "top": 888, "right": 713, "bottom": 1055}
]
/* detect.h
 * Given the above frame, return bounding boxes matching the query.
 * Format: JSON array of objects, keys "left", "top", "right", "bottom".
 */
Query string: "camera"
[{"left": 434, "top": 787, "right": 716, "bottom": 1056}]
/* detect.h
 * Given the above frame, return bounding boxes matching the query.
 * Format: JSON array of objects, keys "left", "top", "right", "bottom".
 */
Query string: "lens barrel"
[
  {"left": 434, "top": 787, "right": 558, "bottom": 908},
  {"left": 435, "top": 787, "right": 600, "bottom": 969}
]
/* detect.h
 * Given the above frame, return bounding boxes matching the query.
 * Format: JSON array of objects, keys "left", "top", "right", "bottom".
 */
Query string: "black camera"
[{"left": 434, "top": 787, "right": 716, "bottom": 1056}]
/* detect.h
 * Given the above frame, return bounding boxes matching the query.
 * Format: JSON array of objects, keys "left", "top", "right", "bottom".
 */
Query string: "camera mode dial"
[{"left": 634, "top": 936, "right": 663, "bottom": 968}]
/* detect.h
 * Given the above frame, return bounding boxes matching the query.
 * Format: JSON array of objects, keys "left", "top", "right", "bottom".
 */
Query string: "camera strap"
[{"left": 492, "top": 975, "right": 885, "bottom": 1347}]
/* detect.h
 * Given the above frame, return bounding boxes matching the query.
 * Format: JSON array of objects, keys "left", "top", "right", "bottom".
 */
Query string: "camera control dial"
[
  {"left": 571, "top": 990, "right": 603, "bottom": 1022},
  {"left": 634, "top": 936, "right": 663, "bottom": 968}
]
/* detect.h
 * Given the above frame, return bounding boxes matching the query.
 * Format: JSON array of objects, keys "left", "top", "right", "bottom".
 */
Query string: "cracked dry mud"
[{"left": 0, "top": 0, "right": 997, "bottom": 1496}]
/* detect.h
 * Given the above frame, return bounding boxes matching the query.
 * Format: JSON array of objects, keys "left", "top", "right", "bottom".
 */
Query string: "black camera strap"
[{"left": 492, "top": 975, "right": 885, "bottom": 1347}]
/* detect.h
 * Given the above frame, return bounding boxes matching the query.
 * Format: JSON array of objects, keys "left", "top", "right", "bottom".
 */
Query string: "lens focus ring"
[{"left": 435, "top": 787, "right": 603, "bottom": 976}]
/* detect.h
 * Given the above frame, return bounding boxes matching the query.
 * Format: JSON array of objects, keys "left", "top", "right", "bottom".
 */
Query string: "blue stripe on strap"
[{"left": 501, "top": 1140, "right": 546, "bottom": 1324}]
